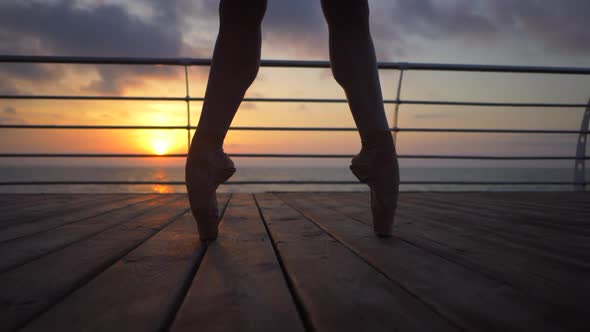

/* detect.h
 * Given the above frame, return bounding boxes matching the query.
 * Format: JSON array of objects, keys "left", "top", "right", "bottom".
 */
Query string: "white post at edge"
[{"left": 574, "top": 99, "right": 590, "bottom": 191}]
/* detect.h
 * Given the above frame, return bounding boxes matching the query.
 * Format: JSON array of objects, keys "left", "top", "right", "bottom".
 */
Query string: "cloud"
[
  {"left": 0, "top": 80, "right": 19, "bottom": 94},
  {"left": 0, "top": 105, "right": 27, "bottom": 124},
  {"left": 1, "top": 0, "right": 589, "bottom": 96},
  {"left": 416, "top": 1, "right": 492, "bottom": 37},
  {"left": 411, "top": 112, "right": 455, "bottom": 119},
  {"left": 0, "top": 0, "right": 181, "bottom": 57},
  {"left": 0, "top": 0, "right": 189, "bottom": 94},
  {"left": 0, "top": 63, "right": 61, "bottom": 82},
  {"left": 371, "top": 0, "right": 590, "bottom": 58},
  {"left": 483, "top": 0, "right": 590, "bottom": 55},
  {"left": 0, "top": 63, "right": 69, "bottom": 94},
  {"left": 262, "top": 0, "right": 328, "bottom": 59},
  {"left": 79, "top": 65, "right": 183, "bottom": 95},
  {"left": 184, "top": 0, "right": 590, "bottom": 60}
]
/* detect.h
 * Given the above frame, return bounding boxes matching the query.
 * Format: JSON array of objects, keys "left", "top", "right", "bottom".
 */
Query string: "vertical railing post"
[
  {"left": 184, "top": 65, "right": 192, "bottom": 152},
  {"left": 393, "top": 68, "right": 405, "bottom": 142},
  {"left": 574, "top": 98, "right": 590, "bottom": 191}
]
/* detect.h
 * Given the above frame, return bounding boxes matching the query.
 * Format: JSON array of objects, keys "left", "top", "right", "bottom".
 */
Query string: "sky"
[{"left": 0, "top": 0, "right": 589, "bottom": 169}]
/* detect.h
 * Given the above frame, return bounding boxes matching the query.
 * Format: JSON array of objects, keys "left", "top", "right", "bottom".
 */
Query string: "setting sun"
[
  {"left": 134, "top": 130, "right": 185, "bottom": 160},
  {"left": 152, "top": 140, "right": 170, "bottom": 155}
]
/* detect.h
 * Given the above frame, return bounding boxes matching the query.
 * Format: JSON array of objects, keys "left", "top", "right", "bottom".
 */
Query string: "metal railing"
[{"left": 1, "top": 55, "right": 589, "bottom": 189}]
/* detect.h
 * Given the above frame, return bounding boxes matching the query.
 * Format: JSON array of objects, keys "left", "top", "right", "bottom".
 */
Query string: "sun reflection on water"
[
  {"left": 151, "top": 169, "right": 173, "bottom": 194},
  {"left": 151, "top": 184, "right": 173, "bottom": 194}
]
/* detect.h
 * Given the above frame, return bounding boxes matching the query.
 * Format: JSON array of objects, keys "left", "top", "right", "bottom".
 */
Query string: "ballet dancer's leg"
[
  {"left": 186, "top": 0, "right": 267, "bottom": 241},
  {"left": 321, "top": 0, "right": 400, "bottom": 236},
  {"left": 193, "top": 0, "right": 267, "bottom": 146}
]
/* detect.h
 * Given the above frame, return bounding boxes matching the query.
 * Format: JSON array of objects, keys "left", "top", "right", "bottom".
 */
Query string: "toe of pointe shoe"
[
  {"left": 372, "top": 209, "right": 396, "bottom": 237},
  {"left": 373, "top": 221, "right": 394, "bottom": 237},
  {"left": 185, "top": 150, "right": 235, "bottom": 242},
  {"left": 375, "top": 231, "right": 394, "bottom": 238},
  {"left": 188, "top": 186, "right": 220, "bottom": 241},
  {"left": 194, "top": 211, "right": 220, "bottom": 241},
  {"left": 370, "top": 188, "right": 397, "bottom": 237},
  {"left": 373, "top": 215, "right": 395, "bottom": 237},
  {"left": 351, "top": 150, "right": 400, "bottom": 238}
]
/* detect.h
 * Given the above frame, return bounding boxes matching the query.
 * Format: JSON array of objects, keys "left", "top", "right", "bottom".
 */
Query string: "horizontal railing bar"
[
  {"left": 0, "top": 96, "right": 362, "bottom": 103},
  {"left": 0, "top": 153, "right": 189, "bottom": 158},
  {"left": 0, "top": 125, "right": 356, "bottom": 131},
  {"left": 400, "top": 100, "right": 587, "bottom": 108},
  {"left": 0, "top": 95, "right": 189, "bottom": 101},
  {"left": 2, "top": 55, "right": 590, "bottom": 74},
  {"left": 0, "top": 95, "right": 586, "bottom": 108},
  {"left": 395, "top": 63, "right": 590, "bottom": 75},
  {"left": 1, "top": 124, "right": 586, "bottom": 134},
  {"left": 0, "top": 125, "right": 355, "bottom": 131},
  {"left": 243, "top": 98, "right": 350, "bottom": 103},
  {"left": 0, "top": 125, "right": 190, "bottom": 130},
  {"left": 1, "top": 153, "right": 587, "bottom": 160},
  {"left": 397, "top": 128, "right": 587, "bottom": 134},
  {"left": 0, "top": 55, "right": 213, "bottom": 66},
  {"left": 0, "top": 181, "right": 584, "bottom": 186}
]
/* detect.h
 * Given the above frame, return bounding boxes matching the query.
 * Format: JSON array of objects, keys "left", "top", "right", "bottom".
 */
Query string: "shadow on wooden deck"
[{"left": 0, "top": 192, "right": 588, "bottom": 331}]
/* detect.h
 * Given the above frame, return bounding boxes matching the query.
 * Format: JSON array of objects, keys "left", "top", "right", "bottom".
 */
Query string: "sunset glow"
[
  {"left": 141, "top": 130, "right": 184, "bottom": 157},
  {"left": 1, "top": 0, "right": 589, "bottom": 170},
  {"left": 152, "top": 140, "right": 170, "bottom": 156}
]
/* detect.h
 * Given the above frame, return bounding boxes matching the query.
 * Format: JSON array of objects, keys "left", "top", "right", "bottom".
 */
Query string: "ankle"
[
  {"left": 193, "top": 128, "right": 225, "bottom": 149},
  {"left": 192, "top": 142, "right": 224, "bottom": 154},
  {"left": 360, "top": 130, "right": 395, "bottom": 153}
]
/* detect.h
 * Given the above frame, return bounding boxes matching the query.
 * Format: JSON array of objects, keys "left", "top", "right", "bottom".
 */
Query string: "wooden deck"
[{"left": 0, "top": 192, "right": 588, "bottom": 331}]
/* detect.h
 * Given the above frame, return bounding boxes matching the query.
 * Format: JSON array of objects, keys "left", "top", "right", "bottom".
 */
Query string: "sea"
[{"left": 0, "top": 165, "right": 586, "bottom": 193}]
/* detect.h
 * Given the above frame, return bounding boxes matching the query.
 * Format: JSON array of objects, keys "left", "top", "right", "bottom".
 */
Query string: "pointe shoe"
[
  {"left": 185, "top": 146, "right": 236, "bottom": 241},
  {"left": 350, "top": 146, "right": 400, "bottom": 237}
]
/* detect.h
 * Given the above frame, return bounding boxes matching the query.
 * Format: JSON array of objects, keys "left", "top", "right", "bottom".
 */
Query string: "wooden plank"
[
  {"left": 21, "top": 195, "right": 231, "bottom": 332},
  {"left": 287, "top": 193, "right": 575, "bottom": 331},
  {"left": 0, "top": 194, "right": 77, "bottom": 206},
  {"left": 399, "top": 194, "right": 590, "bottom": 264},
  {"left": 0, "top": 194, "right": 97, "bottom": 222},
  {"left": 381, "top": 191, "right": 588, "bottom": 268},
  {"left": 0, "top": 194, "right": 45, "bottom": 205},
  {"left": 0, "top": 195, "right": 190, "bottom": 330},
  {"left": 335, "top": 192, "right": 589, "bottom": 269},
  {"left": 0, "top": 195, "right": 158, "bottom": 243},
  {"left": 398, "top": 195, "right": 590, "bottom": 261},
  {"left": 0, "top": 194, "right": 77, "bottom": 213},
  {"left": 0, "top": 195, "right": 173, "bottom": 273},
  {"left": 0, "top": 194, "right": 118, "bottom": 221},
  {"left": 0, "top": 194, "right": 158, "bottom": 243},
  {"left": 465, "top": 192, "right": 590, "bottom": 211},
  {"left": 413, "top": 193, "right": 590, "bottom": 230},
  {"left": 171, "top": 194, "right": 304, "bottom": 332},
  {"left": 422, "top": 192, "right": 590, "bottom": 222},
  {"left": 439, "top": 192, "right": 590, "bottom": 220},
  {"left": 317, "top": 193, "right": 590, "bottom": 314},
  {"left": 469, "top": 195, "right": 590, "bottom": 228},
  {"left": 0, "top": 194, "right": 80, "bottom": 201},
  {"left": 0, "top": 194, "right": 125, "bottom": 228},
  {"left": 255, "top": 193, "right": 459, "bottom": 332}
]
